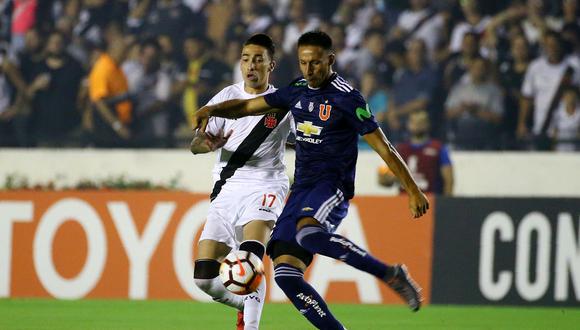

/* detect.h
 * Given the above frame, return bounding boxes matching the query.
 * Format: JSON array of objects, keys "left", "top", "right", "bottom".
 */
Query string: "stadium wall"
[
  {"left": 1, "top": 149, "right": 579, "bottom": 306},
  {"left": 1, "top": 149, "right": 580, "bottom": 196}
]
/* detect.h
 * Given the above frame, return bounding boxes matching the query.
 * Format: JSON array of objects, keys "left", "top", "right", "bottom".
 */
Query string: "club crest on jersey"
[
  {"left": 264, "top": 113, "right": 278, "bottom": 128},
  {"left": 308, "top": 102, "right": 314, "bottom": 112},
  {"left": 319, "top": 104, "right": 332, "bottom": 121}
]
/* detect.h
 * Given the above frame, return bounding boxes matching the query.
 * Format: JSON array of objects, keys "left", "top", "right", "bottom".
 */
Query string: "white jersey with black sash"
[{"left": 205, "top": 81, "right": 292, "bottom": 201}]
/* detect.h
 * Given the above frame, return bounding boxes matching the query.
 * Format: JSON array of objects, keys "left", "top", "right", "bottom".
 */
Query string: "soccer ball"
[{"left": 219, "top": 250, "right": 264, "bottom": 295}]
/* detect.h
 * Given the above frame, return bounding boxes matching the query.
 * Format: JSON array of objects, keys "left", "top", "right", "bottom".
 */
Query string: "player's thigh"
[
  {"left": 196, "top": 239, "right": 231, "bottom": 261},
  {"left": 243, "top": 219, "right": 275, "bottom": 244},
  {"left": 237, "top": 183, "right": 287, "bottom": 242},
  {"left": 197, "top": 199, "right": 237, "bottom": 258}
]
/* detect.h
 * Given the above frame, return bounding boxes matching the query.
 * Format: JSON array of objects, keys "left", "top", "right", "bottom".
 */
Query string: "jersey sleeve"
[
  {"left": 439, "top": 145, "right": 452, "bottom": 166},
  {"left": 341, "top": 91, "right": 379, "bottom": 136},
  {"left": 204, "top": 88, "right": 228, "bottom": 135},
  {"left": 263, "top": 85, "right": 294, "bottom": 109}
]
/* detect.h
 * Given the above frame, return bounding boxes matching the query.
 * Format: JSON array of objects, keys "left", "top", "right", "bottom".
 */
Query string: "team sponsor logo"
[
  {"left": 296, "top": 121, "right": 323, "bottom": 144},
  {"left": 263, "top": 113, "right": 278, "bottom": 128},
  {"left": 244, "top": 295, "right": 261, "bottom": 303},
  {"left": 329, "top": 237, "right": 367, "bottom": 257},
  {"left": 296, "top": 293, "right": 327, "bottom": 318},
  {"left": 258, "top": 207, "right": 274, "bottom": 213},
  {"left": 295, "top": 101, "right": 302, "bottom": 109},
  {"left": 356, "top": 104, "right": 372, "bottom": 121}
]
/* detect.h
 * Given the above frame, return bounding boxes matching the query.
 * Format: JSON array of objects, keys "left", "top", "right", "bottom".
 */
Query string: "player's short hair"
[
  {"left": 297, "top": 30, "right": 333, "bottom": 51},
  {"left": 244, "top": 33, "right": 275, "bottom": 60}
]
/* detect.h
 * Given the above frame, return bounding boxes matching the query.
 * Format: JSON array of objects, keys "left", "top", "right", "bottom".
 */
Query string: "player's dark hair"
[
  {"left": 244, "top": 33, "right": 276, "bottom": 60},
  {"left": 297, "top": 30, "right": 333, "bottom": 51}
]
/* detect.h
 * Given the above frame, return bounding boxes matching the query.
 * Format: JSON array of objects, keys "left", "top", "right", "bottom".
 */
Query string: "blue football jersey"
[{"left": 264, "top": 73, "right": 378, "bottom": 199}]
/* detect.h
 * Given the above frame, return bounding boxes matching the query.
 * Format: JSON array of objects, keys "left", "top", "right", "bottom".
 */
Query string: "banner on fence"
[{"left": 0, "top": 192, "right": 433, "bottom": 304}]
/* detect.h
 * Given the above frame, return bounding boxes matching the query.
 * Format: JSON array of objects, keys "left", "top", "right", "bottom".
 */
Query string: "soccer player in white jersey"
[{"left": 190, "top": 34, "right": 292, "bottom": 330}]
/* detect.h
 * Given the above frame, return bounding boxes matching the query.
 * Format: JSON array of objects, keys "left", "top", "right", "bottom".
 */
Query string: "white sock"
[
  {"left": 242, "top": 277, "right": 267, "bottom": 330},
  {"left": 194, "top": 277, "right": 244, "bottom": 310}
]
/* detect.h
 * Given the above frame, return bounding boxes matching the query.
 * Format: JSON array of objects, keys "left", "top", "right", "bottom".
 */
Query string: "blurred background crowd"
[{"left": 0, "top": 0, "right": 579, "bottom": 151}]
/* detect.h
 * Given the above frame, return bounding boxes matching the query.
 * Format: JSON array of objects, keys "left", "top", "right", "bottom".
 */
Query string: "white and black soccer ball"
[{"left": 219, "top": 250, "right": 264, "bottom": 295}]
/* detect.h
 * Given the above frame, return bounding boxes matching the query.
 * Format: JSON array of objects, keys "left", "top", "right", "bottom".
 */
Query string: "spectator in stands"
[
  {"left": 333, "top": 0, "right": 377, "bottom": 49},
  {"left": 238, "top": 0, "right": 274, "bottom": 35},
  {"left": 28, "top": 31, "right": 84, "bottom": 146},
  {"left": 123, "top": 38, "right": 172, "bottom": 148},
  {"left": 267, "top": 23, "right": 298, "bottom": 87},
  {"left": 10, "top": 0, "right": 38, "bottom": 53},
  {"left": 499, "top": 35, "right": 531, "bottom": 148},
  {"left": 519, "top": 31, "right": 580, "bottom": 148},
  {"left": 282, "top": 0, "right": 320, "bottom": 53},
  {"left": 387, "top": 39, "right": 437, "bottom": 142},
  {"left": 391, "top": 0, "right": 446, "bottom": 60},
  {"left": 0, "top": 41, "right": 29, "bottom": 146},
  {"left": 129, "top": 0, "right": 205, "bottom": 49},
  {"left": 177, "top": 34, "right": 231, "bottom": 127},
  {"left": 360, "top": 70, "right": 388, "bottom": 129},
  {"left": 449, "top": 0, "right": 491, "bottom": 55},
  {"left": 549, "top": 86, "right": 580, "bottom": 151},
  {"left": 443, "top": 31, "right": 480, "bottom": 89},
  {"left": 73, "top": 0, "right": 118, "bottom": 46},
  {"left": 378, "top": 110, "right": 454, "bottom": 195},
  {"left": 88, "top": 35, "right": 132, "bottom": 147},
  {"left": 349, "top": 29, "right": 389, "bottom": 85},
  {"left": 562, "top": 0, "right": 580, "bottom": 25},
  {"left": 446, "top": 56, "right": 504, "bottom": 150},
  {"left": 521, "top": 0, "right": 563, "bottom": 46}
]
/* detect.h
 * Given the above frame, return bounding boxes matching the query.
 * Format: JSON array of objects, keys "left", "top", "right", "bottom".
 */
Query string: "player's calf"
[
  {"left": 239, "top": 240, "right": 267, "bottom": 330},
  {"left": 296, "top": 225, "right": 396, "bottom": 279},
  {"left": 193, "top": 259, "right": 244, "bottom": 310},
  {"left": 274, "top": 263, "right": 345, "bottom": 330}
]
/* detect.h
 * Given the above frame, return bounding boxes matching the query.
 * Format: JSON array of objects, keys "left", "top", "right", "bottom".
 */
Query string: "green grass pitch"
[{"left": 1, "top": 299, "right": 578, "bottom": 329}]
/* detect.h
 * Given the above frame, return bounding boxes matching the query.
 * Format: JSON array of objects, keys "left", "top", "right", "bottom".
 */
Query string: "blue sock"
[
  {"left": 274, "top": 264, "right": 344, "bottom": 330},
  {"left": 297, "top": 225, "right": 395, "bottom": 279}
]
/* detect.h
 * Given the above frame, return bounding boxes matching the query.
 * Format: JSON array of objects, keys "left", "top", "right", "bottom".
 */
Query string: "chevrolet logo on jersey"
[
  {"left": 296, "top": 121, "right": 323, "bottom": 144},
  {"left": 297, "top": 121, "right": 322, "bottom": 137}
]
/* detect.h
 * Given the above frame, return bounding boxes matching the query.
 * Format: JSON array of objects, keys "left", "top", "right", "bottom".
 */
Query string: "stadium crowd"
[{"left": 0, "top": 0, "right": 579, "bottom": 150}]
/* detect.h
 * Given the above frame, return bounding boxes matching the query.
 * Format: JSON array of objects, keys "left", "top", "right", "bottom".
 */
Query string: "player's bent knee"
[
  {"left": 193, "top": 259, "right": 220, "bottom": 280},
  {"left": 268, "top": 240, "right": 313, "bottom": 270},
  {"left": 193, "top": 259, "right": 221, "bottom": 295}
]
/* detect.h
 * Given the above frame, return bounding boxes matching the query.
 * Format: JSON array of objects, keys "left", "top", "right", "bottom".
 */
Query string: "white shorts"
[{"left": 199, "top": 181, "right": 289, "bottom": 249}]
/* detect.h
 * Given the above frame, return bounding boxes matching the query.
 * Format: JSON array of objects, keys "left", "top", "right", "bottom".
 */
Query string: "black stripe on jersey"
[{"left": 210, "top": 110, "right": 289, "bottom": 202}]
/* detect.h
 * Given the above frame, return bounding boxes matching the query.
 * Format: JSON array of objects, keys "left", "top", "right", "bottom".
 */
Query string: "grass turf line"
[{"left": 0, "top": 299, "right": 579, "bottom": 329}]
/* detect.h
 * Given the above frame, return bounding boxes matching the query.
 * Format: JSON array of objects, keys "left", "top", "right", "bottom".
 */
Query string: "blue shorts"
[{"left": 266, "top": 181, "right": 349, "bottom": 259}]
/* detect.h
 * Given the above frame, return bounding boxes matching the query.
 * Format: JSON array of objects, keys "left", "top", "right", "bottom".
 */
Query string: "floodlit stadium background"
[{"left": 1, "top": 0, "right": 579, "bottom": 329}]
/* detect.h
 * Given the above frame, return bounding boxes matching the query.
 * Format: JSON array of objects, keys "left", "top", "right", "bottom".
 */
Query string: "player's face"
[
  {"left": 240, "top": 44, "right": 274, "bottom": 89},
  {"left": 298, "top": 45, "right": 334, "bottom": 88},
  {"left": 408, "top": 112, "right": 430, "bottom": 137}
]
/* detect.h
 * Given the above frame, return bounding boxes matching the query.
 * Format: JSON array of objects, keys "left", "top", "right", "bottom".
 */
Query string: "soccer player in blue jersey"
[{"left": 192, "top": 31, "right": 430, "bottom": 329}]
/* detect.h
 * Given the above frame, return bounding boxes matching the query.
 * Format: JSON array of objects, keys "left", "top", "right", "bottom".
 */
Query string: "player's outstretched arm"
[
  {"left": 192, "top": 96, "right": 277, "bottom": 131},
  {"left": 363, "top": 128, "right": 429, "bottom": 218}
]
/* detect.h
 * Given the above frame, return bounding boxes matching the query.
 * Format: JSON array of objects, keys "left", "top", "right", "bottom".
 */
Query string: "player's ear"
[
  {"left": 328, "top": 53, "right": 336, "bottom": 66},
  {"left": 269, "top": 59, "right": 276, "bottom": 72}
]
